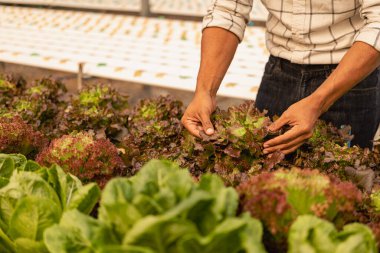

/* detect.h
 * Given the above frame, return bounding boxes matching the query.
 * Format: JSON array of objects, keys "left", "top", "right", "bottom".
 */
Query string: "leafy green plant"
[
  {"left": 288, "top": 215, "right": 378, "bottom": 253},
  {"left": 179, "top": 101, "right": 284, "bottom": 186},
  {"left": 0, "top": 153, "right": 100, "bottom": 253},
  {"left": 44, "top": 160, "right": 267, "bottom": 253},
  {"left": 372, "top": 191, "right": 380, "bottom": 213},
  {"left": 10, "top": 97, "right": 57, "bottom": 127},
  {"left": 238, "top": 168, "right": 363, "bottom": 251},
  {"left": 295, "top": 142, "right": 377, "bottom": 176},
  {"left": 55, "top": 84, "right": 129, "bottom": 140},
  {"left": 0, "top": 72, "right": 379, "bottom": 252},
  {"left": 307, "top": 121, "right": 353, "bottom": 147},
  {"left": 368, "top": 222, "right": 380, "bottom": 250},
  {"left": 290, "top": 122, "right": 378, "bottom": 192},
  {"left": 0, "top": 75, "right": 25, "bottom": 108},
  {"left": 36, "top": 132, "right": 126, "bottom": 187},
  {"left": 24, "top": 78, "right": 66, "bottom": 101},
  {"left": 7, "top": 78, "right": 66, "bottom": 130},
  {"left": 374, "top": 140, "right": 380, "bottom": 172},
  {"left": 0, "top": 116, "right": 48, "bottom": 158},
  {"left": 120, "top": 96, "right": 183, "bottom": 172},
  {"left": 127, "top": 95, "right": 183, "bottom": 144}
]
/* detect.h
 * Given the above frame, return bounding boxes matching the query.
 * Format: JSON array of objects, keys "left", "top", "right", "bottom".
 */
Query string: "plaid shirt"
[{"left": 203, "top": 0, "right": 380, "bottom": 64}]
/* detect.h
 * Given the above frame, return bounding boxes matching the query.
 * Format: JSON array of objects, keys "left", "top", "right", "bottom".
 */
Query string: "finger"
[
  {"left": 282, "top": 143, "right": 304, "bottom": 155},
  {"left": 264, "top": 126, "right": 305, "bottom": 148},
  {"left": 199, "top": 113, "right": 214, "bottom": 135},
  {"left": 186, "top": 123, "right": 201, "bottom": 138},
  {"left": 182, "top": 116, "right": 202, "bottom": 138},
  {"left": 268, "top": 114, "right": 289, "bottom": 132},
  {"left": 264, "top": 134, "right": 308, "bottom": 154}
]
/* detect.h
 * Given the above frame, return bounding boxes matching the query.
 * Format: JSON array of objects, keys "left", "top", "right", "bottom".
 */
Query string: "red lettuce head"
[
  {"left": 0, "top": 115, "right": 47, "bottom": 158},
  {"left": 36, "top": 132, "right": 126, "bottom": 187},
  {"left": 238, "top": 168, "right": 362, "bottom": 246}
]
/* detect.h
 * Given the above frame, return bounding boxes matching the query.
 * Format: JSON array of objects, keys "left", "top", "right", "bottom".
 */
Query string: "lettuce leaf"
[
  {"left": 0, "top": 154, "right": 100, "bottom": 252},
  {"left": 8, "top": 196, "right": 61, "bottom": 241},
  {"left": 288, "top": 215, "right": 378, "bottom": 253},
  {"left": 45, "top": 160, "right": 267, "bottom": 253},
  {"left": 44, "top": 210, "right": 119, "bottom": 253}
]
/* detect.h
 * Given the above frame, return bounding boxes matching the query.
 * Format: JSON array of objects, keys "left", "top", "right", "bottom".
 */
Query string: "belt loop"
[
  {"left": 300, "top": 63, "right": 306, "bottom": 75},
  {"left": 265, "top": 55, "right": 278, "bottom": 74},
  {"left": 271, "top": 55, "right": 281, "bottom": 73},
  {"left": 276, "top": 56, "right": 282, "bottom": 72}
]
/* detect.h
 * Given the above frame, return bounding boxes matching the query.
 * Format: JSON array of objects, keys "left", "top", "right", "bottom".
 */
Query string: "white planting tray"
[
  {"left": 0, "top": 6, "right": 269, "bottom": 99},
  {"left": 0, "top": 0, "right": 268, "bottom": 21}
]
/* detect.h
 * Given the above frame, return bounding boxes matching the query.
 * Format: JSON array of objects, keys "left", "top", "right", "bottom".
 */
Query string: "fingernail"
[
  {"left": 263, "top": 150, "right": 268, "bottom": 154},
  {"left": 206, "top": 128, "right": 214, "bottom": 135},
  {"left": 264, "top": 143, "right": 269, "bottom": 148}
]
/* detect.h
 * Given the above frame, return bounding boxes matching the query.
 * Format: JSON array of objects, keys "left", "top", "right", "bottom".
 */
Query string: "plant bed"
[{"left": 0, "top": 73, "right": 379, "bottom": 253}]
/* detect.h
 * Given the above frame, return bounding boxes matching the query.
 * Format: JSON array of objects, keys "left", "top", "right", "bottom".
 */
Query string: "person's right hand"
[{"left": 181, "top": 91, "right": 217, "bottom": 138}]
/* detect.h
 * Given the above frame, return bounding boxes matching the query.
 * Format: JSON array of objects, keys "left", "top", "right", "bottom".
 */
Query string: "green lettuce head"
[
  {"left": 288, "top": 215, "right": 378, "bottom": 253},
  {"left": 43, "top": 160, "right": 267, "bottom": 253}
]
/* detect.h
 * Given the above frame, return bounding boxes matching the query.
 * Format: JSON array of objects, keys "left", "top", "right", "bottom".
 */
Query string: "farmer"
[{"left": 181, "top": 0, "right": 380, "bottom": 153}]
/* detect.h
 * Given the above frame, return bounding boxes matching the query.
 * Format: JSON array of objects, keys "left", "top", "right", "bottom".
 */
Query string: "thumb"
[
  {"left": 200, "top": 113, "right": 214, "bottom": 135},
  {"left": 269, "top": 114, "right": 288, "bottom": 132}
]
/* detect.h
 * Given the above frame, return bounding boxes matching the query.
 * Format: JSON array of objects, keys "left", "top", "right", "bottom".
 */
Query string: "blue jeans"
[{"left": 256, "top": 55, "right": 380, "bottom": 148}]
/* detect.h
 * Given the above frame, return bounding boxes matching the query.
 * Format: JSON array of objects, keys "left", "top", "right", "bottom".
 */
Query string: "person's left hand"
[{"left": 263, "top": 96, "right": 323, "bottom": 155}]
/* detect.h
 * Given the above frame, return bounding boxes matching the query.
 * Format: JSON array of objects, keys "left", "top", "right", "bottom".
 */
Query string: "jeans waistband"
[{"left": 269, "top": 55, "right": 338, "bottom": 73}]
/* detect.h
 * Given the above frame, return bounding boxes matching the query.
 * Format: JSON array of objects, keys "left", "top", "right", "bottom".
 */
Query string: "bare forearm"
[
  {"left": 196, "top": 27, "right": 239, "bottom": 97},
  {"left": 311, "top": 41, "right": 380, "bottom": 114},
  {"left": 264, "top": 42, "right": 380, "bottom": 154}
]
